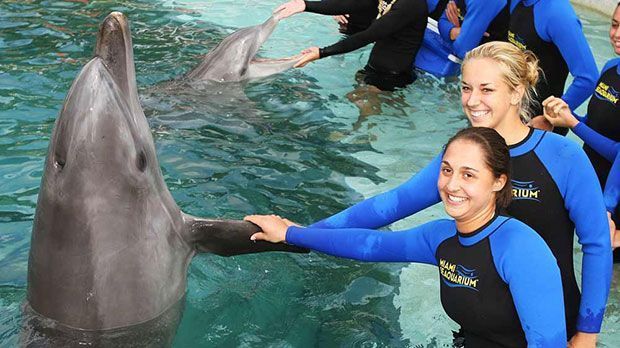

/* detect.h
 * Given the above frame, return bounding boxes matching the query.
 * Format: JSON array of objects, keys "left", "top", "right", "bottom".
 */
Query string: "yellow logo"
[
  {"left": 508, "top": 31, "right": 527, "bottom": 51},
  {"left": 439, "top": 258, "right": 479, "bottom": 291},
  {"left": 512, "top": 180, "right": 541, "bottom": 202},
  {"left": 594, "top": 81, "right": 619, "bottom": 105}
]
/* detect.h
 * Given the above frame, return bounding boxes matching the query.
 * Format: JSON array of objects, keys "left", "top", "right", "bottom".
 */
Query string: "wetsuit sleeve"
[
  {"left": 286, "top": 220, "right": 454, "bottom": 264},
  {"left": 310, "top": 153, "right": 443, "bottom": 229},
  {"left": 318, "top": 0, "right": 422, "bottom": 58},
  {"left": 303, "top": 0, "right": 376, "bottom": 15},
  {"left": 537, "top": 137, "right": 612, "bottom": 333},
  {"left": 438, "top": 9, "right": 456, "bottom": 43},
  {"left": 540, "top": 4, "right": 598, "bottom": 111},
  {"left": 489, "top": 223, "right": 567, "bottom": 346},
  {"left": 449, "top": 0, "right": 506, "bottom": 59},
  {"left": 604, "top": 152, "right": 620, "bottom": 215},
  {"left": 572, "top": 122, "right": 620, "bottom": 162}
]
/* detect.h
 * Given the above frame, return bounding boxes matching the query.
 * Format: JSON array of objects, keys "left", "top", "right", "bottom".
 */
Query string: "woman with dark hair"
[
  {"left": 301, "top": 41, "right": 612, "bottom": 347},
  {"left": 247, "top": 127, "right": 566, "bottom": 347}
]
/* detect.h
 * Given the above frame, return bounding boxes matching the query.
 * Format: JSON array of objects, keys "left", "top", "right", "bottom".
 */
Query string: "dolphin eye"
[
  {"left": 136, "top": 151, "right": 147, "bottom": 172},
  {"left": 54, "top": 154, "right": 65, "bottom": 170}
]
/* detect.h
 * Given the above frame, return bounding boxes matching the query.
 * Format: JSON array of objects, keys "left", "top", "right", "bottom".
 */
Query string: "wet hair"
[
  {"left": 444, "top": 127, "right": 512, "bottom": 209},
  {"left": 463, "top": 41, "right": 541, "bottom": 123}
]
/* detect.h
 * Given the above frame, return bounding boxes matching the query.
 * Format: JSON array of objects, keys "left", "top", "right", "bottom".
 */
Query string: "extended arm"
[
  {"left": 573, "top": 122, "right": 620, "bottom": 162},
  {"left": 449, "top": 0, "right": 506, "bottom": 59},
  {"left": 543, "top": 6, "right": 598, "bottom": 110},
  {"left": 604, "top": 152, "right": 620, "bottom": 215},
  {"left": 286, "top": 220, "right": 453, "bottom": 264},
  {"left": 311, "top": 154, "right": 443, "bottom": 229},
  {"left": 319, "top": 0, "right": 422, "bottom": 57},
  {"left": 303, "top": 0, "right": 376, "bottom": 16}
]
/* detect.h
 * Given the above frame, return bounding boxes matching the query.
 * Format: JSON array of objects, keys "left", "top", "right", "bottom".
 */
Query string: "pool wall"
[{"left": 573, "top": 0, "right": 616, "bottom": 16}]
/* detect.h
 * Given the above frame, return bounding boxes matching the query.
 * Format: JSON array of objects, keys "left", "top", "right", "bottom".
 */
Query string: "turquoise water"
[{"left": 0, "top": 0, "right": 618, "bottom": 346}]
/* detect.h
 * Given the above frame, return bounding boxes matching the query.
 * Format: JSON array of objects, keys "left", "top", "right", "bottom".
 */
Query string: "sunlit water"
[{"left": 0, "top": 0, "right": 618, "bottom": 346}]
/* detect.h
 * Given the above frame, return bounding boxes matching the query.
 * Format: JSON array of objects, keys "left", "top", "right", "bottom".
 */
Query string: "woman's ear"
[
  {"left": 493, "top": 174, "right": 508, "bottom": 192},
  {"left": 511, "top": 85, "right": 525, "bottom": 105}
]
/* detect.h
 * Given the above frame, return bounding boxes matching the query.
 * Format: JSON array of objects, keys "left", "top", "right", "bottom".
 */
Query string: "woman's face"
[
  {"left": 611, "top": 6, "right": 620, "bottom": 55},
  {"left": 437, "top": 139, "right": 506, "bottom": 223},
  {"left": 461, "top": 58, "right": 521, "bottom": 130}
]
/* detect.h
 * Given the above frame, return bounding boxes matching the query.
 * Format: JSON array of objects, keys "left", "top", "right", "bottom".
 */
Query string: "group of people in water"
[{"left": 242, "top": 1, "right": 620, "bottom": 347}]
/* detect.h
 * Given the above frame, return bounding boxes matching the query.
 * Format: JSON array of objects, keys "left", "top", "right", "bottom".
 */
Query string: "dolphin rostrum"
[
  {"left": 22, "top": 12, "right": 306, "bottom": 346},
  {"left": 183, "top": 14, "right": 302, "bottom": 83}
]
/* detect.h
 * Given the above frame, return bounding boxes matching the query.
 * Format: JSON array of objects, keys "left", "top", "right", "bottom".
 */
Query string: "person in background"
[
  {"left": 304, "top": 41, "right": 612, "bottom": 347},
  {"left": 247, "top": 127, "right": 567, "bottom": 348},
  {"left": 274, "top": 0, "right": 439, "bottom": 91},
  {"left": 438, "top": 0, "right": 509, "bottom": 60},
  {"left": 507, "top": 0, "right": 598, "bottom": 135}
]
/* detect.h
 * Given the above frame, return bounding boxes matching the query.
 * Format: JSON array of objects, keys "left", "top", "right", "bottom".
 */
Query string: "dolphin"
[
  {"left": 183, "top": 14, "right": 302, "bottom": 83},
  {"left": 22, "top": 11, "right": 306, "bottom": 346}
]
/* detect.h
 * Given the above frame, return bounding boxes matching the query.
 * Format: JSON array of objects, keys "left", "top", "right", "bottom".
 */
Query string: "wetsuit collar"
[
  {"left": 457, "top": 214, "right": 510, "bottom": 247},
  {"left": 508, "top": 127, "right": 545, "bottom": 157},
  {"left": 522, "top": 0, "right": 540, "bottom": 6}
]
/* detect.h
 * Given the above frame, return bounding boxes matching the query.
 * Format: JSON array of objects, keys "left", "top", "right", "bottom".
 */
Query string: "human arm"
[
  {"left": 540, "top": 4, "right": 598, "bottom": 110},
  {"left": 438, "top": 1, "right": 461, "bottom": 42},
  {"left": 318, "top": 0, "right": 424, "bottom": 58},
  {"left": 603, "top": 152, "right": 620, "bottom": 215},
  {"left": 490, "top": 225, "right": 566, "bottom": 347},
  {"left": 274, "top": 0, "right": 375, "bottom": 19},
  {"left": 247, "top": 214, "right": 452, "bottom": 263},
  {"left": 310, "top": 153, "right": 443, "bottom": 229},
  {"left": 558, "top": 146, "right": 612, "bottom": 334},
  {"left": 450, "top": 0, "right": 505, "bottom": 59}
]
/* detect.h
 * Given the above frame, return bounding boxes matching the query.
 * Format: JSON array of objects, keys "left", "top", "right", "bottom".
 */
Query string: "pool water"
[{"left": 0, "top": 0, "right": 618, "bottom": 346}]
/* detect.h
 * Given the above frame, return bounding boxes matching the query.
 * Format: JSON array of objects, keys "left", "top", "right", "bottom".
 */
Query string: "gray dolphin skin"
[
  {"left": 23, "top": 12, "right": 306, "bottom": 347},
  {"left": 184, "top": 14, "right": 302, "bottom": 83}
]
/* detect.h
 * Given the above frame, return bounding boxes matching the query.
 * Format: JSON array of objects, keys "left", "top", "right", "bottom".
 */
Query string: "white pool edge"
[{"left": 572, "top": 0, "right": 616, "bottom": 16}]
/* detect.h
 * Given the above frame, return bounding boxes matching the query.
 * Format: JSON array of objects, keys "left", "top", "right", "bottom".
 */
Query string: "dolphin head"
[
  {"left": 28, "top": 11, "right": 186, "bottom": 330},
  {"left": 26, "top": 11, "right": 307, "bottom": 338},
  {"left": 185, "top": 16, "right": 302, "bottom": 83}
]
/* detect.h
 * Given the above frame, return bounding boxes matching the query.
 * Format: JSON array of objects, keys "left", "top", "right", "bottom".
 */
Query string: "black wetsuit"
[
  {"left": 305, "top": 0, "right": 428, "bottom": 90},
  {"left": 508, "top": 0, "right": 598, "bottom": 135}
]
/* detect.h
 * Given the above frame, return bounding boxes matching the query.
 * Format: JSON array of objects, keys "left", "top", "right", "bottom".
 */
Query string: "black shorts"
[{"left": 355, "top": 64, "right": 416, "bottom": 91}]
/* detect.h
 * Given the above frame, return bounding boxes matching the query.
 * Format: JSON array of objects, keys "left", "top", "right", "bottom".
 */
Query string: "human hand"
[
  {"left": 449, "top": 27, "right": 461, "bottom": 41},
  {"left": 528, "top": 115, "right": 554, "bottom": 131},
  {"left": 567, "top": 332, "right": 597, "bottom": 348},
  {"left": 446, "top": 1, "right": 460, "bottom": 27},
  {"left": 333, "top": 14, "right": 349, "bottom": 24},
  {"left": 274, "top": 0, "right": 306, "bottom": 20},
  {"left": 542, "top": 96, "right": 578, "bottom": 128},
  {"left": 245, "top": 214, "right": 290, "bottom": 243},
  {"left": 294, "top": 46, "right": 320, "bottom": 68},
  {"left": 609, "top": 212, "right": 619, "bottom": 250}
]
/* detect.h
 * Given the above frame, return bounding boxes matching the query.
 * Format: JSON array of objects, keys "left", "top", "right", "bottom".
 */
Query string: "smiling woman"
[{"left": 246, "top": 127, "right": 567, "bottom": 347}]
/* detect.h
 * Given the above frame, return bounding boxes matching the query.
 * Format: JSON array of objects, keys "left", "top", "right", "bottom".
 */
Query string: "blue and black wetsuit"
[
  {"left": 571, "top": 120, "right": 620, "bottom": 261},
  {"left": 311, "top": 128, "right": 612, "bottom": 337},
  {"left": 575, "top": 58, "right": 620, "bottom": 187},
  {"left": 290, "top": 215, "right": 566, "bottom": 347},
  {"left": 304, "top": 0, "right": 432, "bottom": 90},
  {"left": 438, "top": 0, "right": 509, "bottom": 60},
  {"left": 508, "top": 0, "right": 598, "bottom": 135}
]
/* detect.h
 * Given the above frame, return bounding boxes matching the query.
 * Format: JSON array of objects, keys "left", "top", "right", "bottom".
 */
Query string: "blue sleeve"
[
  {"left": 451, "top": 0, "right": 506, "bottom": 59},
  {"left": 286, "top": 220, "right": 454, "bottom": 264},
  {"left": 604, "top": 152, "right": 620, "bottom": 215},
  {"left": 572, "top": 122, "right": 620, "bottom": 162},
  {"left": 536, "top": 135, "right": 612, "bottom": 333},
  {"left": 490, "top": 221, "right": 566, "bottom": 346},
  {"left": 310, "top": 153, "right": 443, "bottom": 229},
  {"left": 438, "top": 9, "right": 456, "bottom": 43},
  {"left": 537, "top": 2, "right": 598, "bottom": 110}
]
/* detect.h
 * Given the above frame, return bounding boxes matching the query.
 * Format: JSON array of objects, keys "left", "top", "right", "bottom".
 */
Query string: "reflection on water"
[{"left": 0, "top": 0, "right": 617, "bottom": 347}]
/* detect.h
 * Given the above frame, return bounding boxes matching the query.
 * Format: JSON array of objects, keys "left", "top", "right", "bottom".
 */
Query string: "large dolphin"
[
  {"left": 183, "top": 14, "right": 302, "bottom": 83},
  {"left": 22, "top": 12, "right": 305, "bottom": 347}
]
